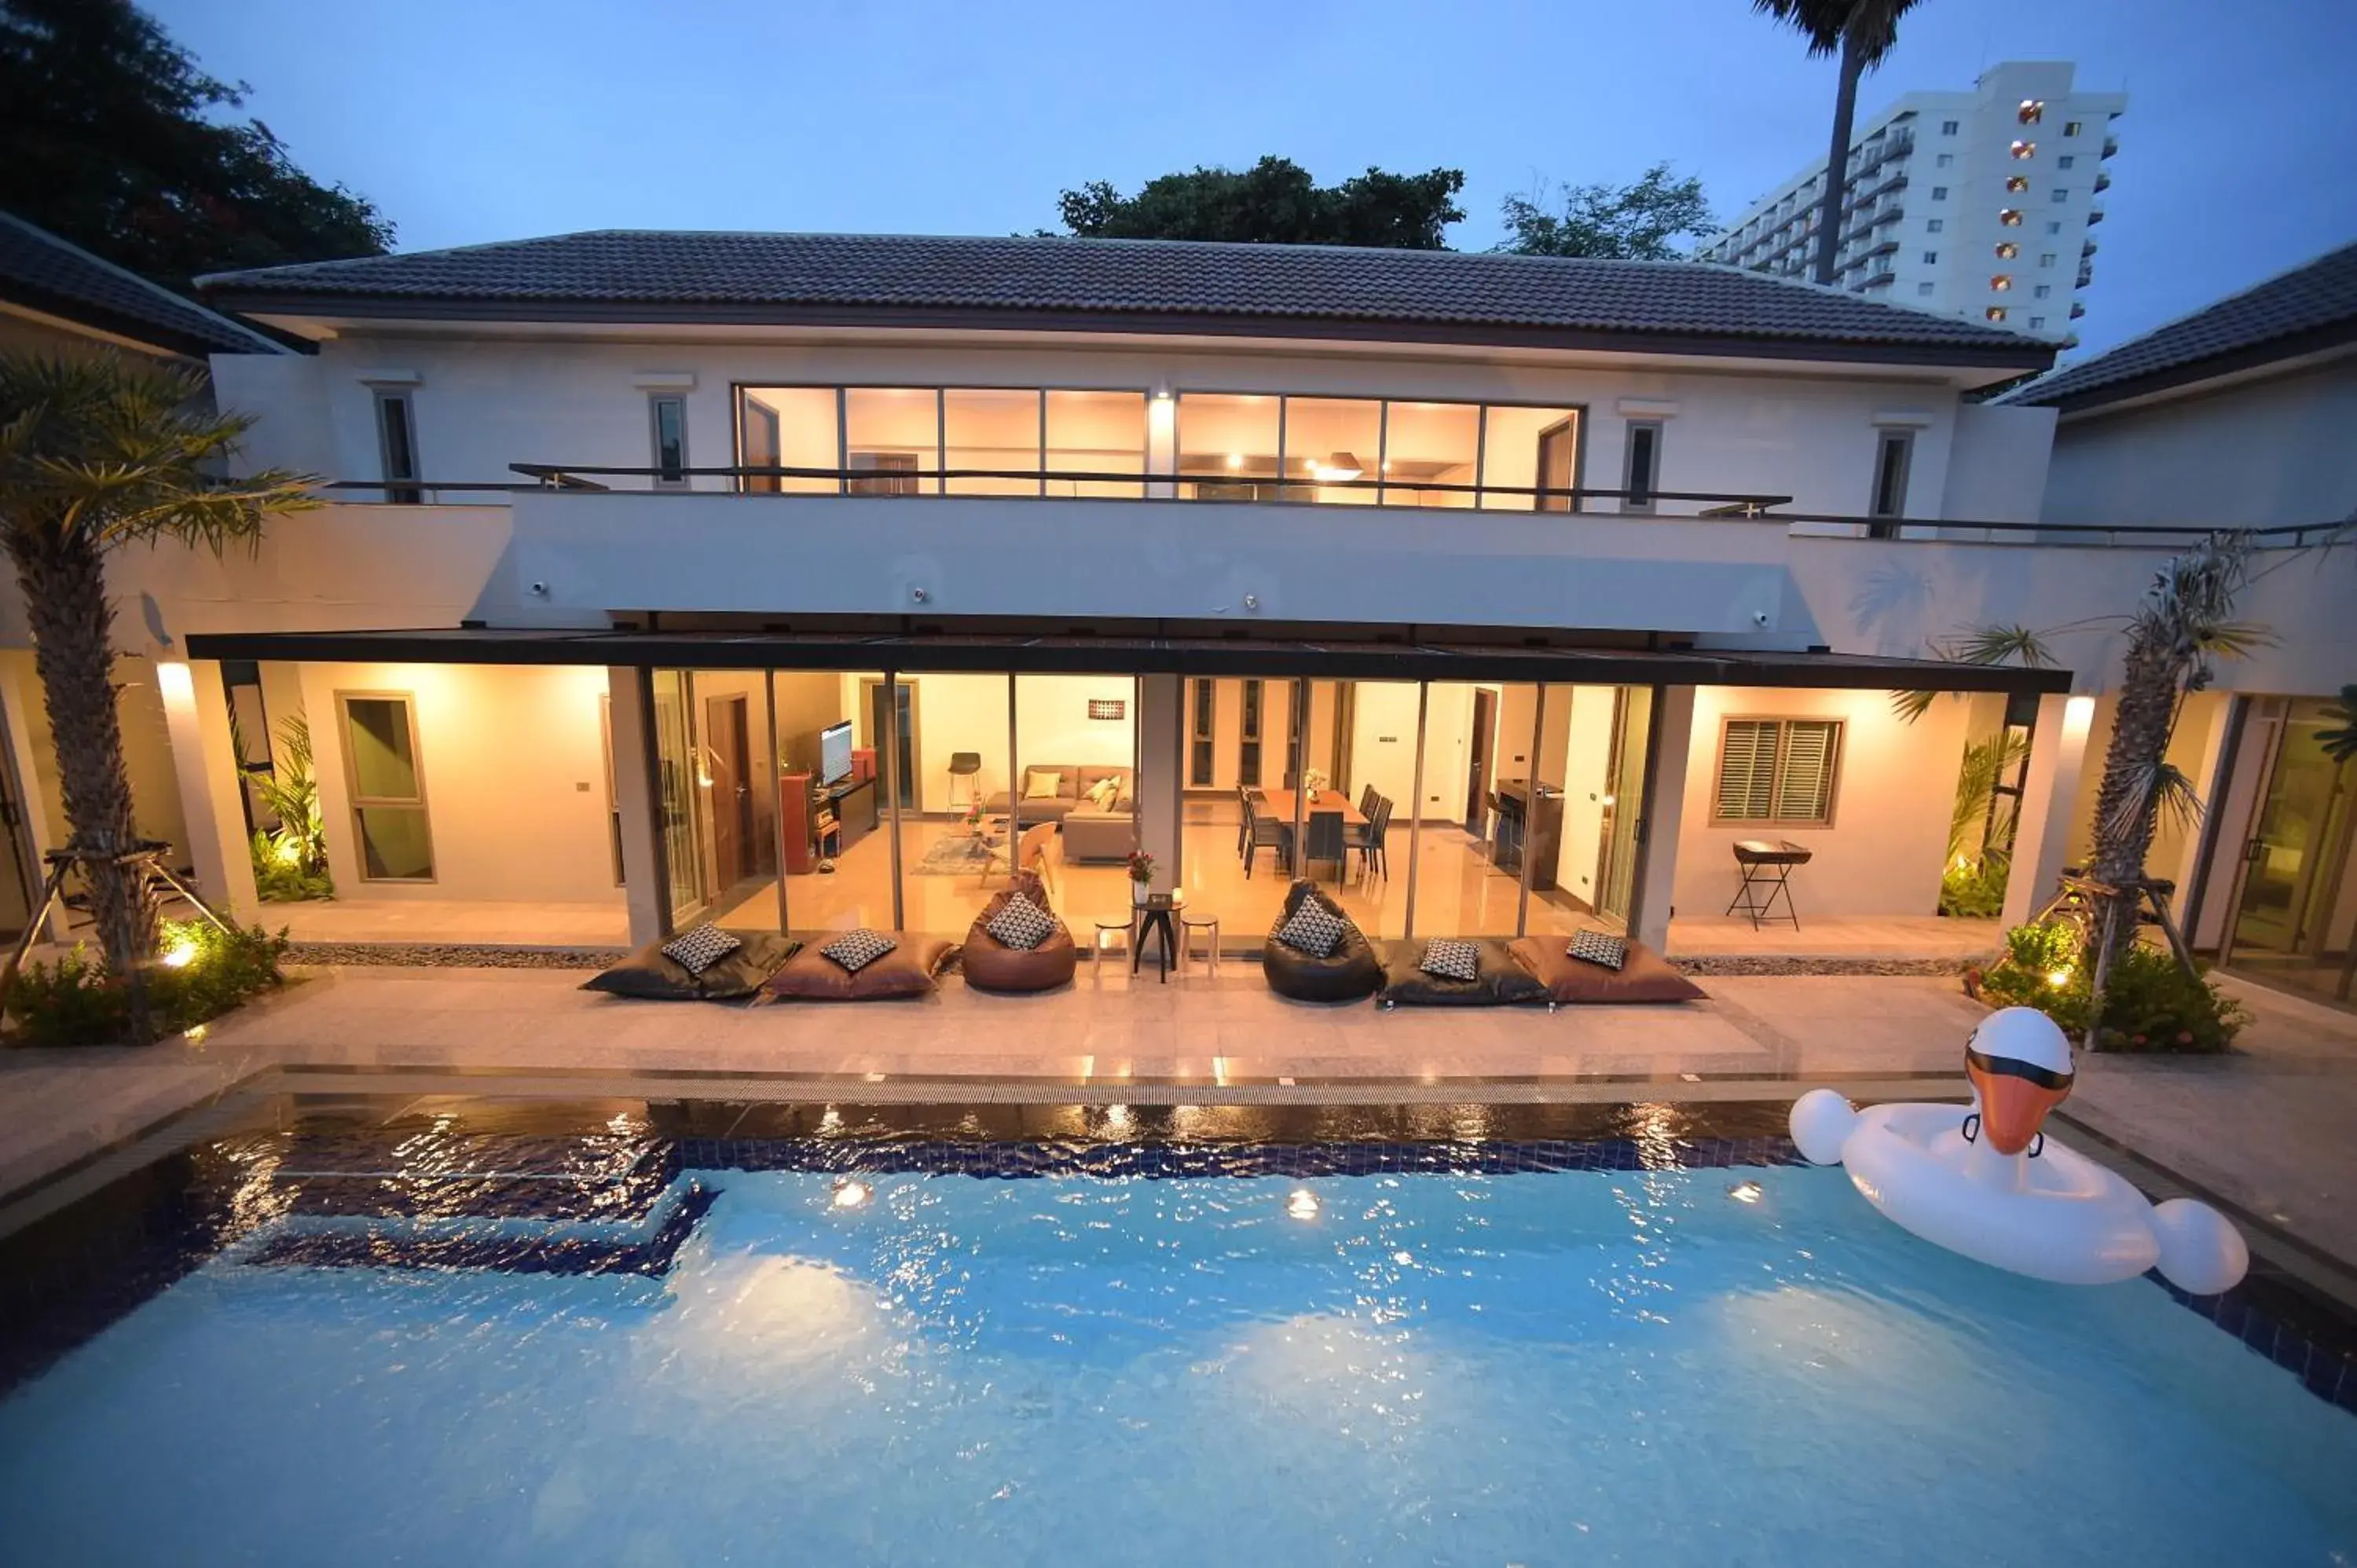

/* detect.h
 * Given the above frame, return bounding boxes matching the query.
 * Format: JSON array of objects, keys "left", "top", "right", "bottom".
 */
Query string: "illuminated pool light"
[
  {"left": 1285, "top": 1189, "right": 1321, "bottom": 1221},
  {"left": 830, "top": 1177, "right": 872, "bottom": 1210},
  {"left": 1728, "top": 1180, "right": 1764, "bottom": 1204}
]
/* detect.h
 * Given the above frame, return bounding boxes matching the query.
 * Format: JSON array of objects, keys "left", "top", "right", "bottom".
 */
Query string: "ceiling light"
[
  {"left": 1321, "top": 450, "right": 1364, "bottom": 482},
  {"left": 1226, "top": 452, "right": 1244, "bottom": 470},
  {"left": 1286, "top": 1189, "right": 1321, "bottom": 1221}
]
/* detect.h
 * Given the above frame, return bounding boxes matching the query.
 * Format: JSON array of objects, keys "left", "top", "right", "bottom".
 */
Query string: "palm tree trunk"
[
  {"left": 1810, "top": 28, "right": 1865, "bottom": 287},
  {"left": 2086, "top": 636, "right": 2178, "bottom": 970},
  {"left": 12, "top": 529, "right": 156, "bottom": 1039}
]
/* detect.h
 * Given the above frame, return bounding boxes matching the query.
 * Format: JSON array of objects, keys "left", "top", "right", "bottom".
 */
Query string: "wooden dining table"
[{"left": 1255, "top": 789, "right": 1367, "bottom": 827}]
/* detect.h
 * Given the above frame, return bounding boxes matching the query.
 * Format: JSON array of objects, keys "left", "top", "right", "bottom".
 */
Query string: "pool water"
[{"left": 2, "top": 1161, "right": 2351, "bottom": 1566}]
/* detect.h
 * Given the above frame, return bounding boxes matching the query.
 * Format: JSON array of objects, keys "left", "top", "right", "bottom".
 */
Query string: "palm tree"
[
  {"left": 0, "top": 352, "right": 314, "bottom": 1036},
  {"left": 1753, "top": 0, "right": 1929, "bottom": 287},
  {"left": 2085, "top": 533, "right": 2265, "bottom": 969},
  {"left": 2319, "top": 683, "right": 2357, "bottom": 764}
]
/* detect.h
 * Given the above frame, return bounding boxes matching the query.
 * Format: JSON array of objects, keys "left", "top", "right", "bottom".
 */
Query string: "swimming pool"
[{"left": 2, "top": 1103, "right": 2352, "bottom": 1566}]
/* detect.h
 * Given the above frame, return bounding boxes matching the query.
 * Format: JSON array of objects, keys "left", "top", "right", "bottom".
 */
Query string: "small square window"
[
  {"left": 2057, "top": 155, "right": 2076, "bottom": 170},
  {"left": 1936, "top": 153, "right": 1953, "bottom": 168},
  {"left": 1996, "top": 242, "right": 2018, "bottom": 259},
  {"left": 1926, "top": 218, "right": 1945, "bottom": 233},
  {"left": 2051, "top": 189, "right": 2069, "bottom": 203},
  {"left": 1923, "top": 251, "right": 1938, "bottom": 264},
  {"left": 2040, "top": 252, "right": 2057, "bottom": 267},
  {"left": 2033, "top": 284, "right": 2051, "bottom": 299},
  {"left": 2063, "top": 120, "right": 2083, "bottom": 136},
  {"left": 1941, "top": 119, "right": 1960, "bottom": 135},
  {"left": 2029, "top": 316, "right": 2047, "bottom": 330},
  {"left": 2046, "top": 221, "right": 2063, "bottom": 235},
  {"left": 1930, "top": 185, "right": 1948, "bottom": 200},
  {"left": 1990, "top": 275, "right": 2012, "bottom": 291},
  {"left": 1916, "top": 282, "right": 1935, "bottom": 296}
]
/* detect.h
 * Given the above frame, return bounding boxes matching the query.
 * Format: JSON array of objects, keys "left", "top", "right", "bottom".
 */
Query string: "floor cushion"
[
  {"left": 765, "top": 933, "right": 958, "bottom": 1000},
  {"left": 963, "top": 887, "right": 1079, "bottom": 993},
  {"left": 1508, "top": 935, "right": 1706, "bottom": 1005},
  {"left": 1375, "top": 938, "right": 1549, "bottom": 1006},
  {"left": 582, "top": 932, "right": 800, "bottom": 1001},
  {"left": 1262, "top": 879, "right": 1382, "bottom": 1003}
]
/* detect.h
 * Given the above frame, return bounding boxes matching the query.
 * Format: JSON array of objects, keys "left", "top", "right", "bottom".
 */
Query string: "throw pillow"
[
  {"left": 1023, "top": 770, "right": 1063, "bottom": 801},
  {"left": 1084, "top": 776, "right": 1120, "bottom": 811},
  {"left": 1419, "top": 938, "right": 1481, "bottom": 983},
  {"left": 986, "top": 894, "right": 1057, "bottom": 952},
  {"left": 1568, "top": 930, "right": 1629, "bottom": 971},
  {"left": 1276, "top": 898, "right": 1347, "bottom": 958},
  {"left": 661, "top": 923, "right": 742, "bottom": 976},
  {"left": 821, "top": 929, "right": 899, "bottom": 973}
]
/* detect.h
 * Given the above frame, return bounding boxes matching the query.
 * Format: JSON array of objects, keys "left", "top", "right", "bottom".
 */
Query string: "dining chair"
[
  {"left": 1347, "top": 795, "right": 1391, "bottom": 884},
  {"left": 1358, "top": 784, "right": 1378, "bottom": 819},
  {"left": 1242, "top": 806, "right": 1288, "bottom": 880},
  {"left": 1303, "top": 809, "right": 1345, "bottom": 884}
]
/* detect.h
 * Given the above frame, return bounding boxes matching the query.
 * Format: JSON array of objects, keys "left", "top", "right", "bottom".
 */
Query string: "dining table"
[{"left": 1254, "top": 789, "right": 1367, "bottom": 827}]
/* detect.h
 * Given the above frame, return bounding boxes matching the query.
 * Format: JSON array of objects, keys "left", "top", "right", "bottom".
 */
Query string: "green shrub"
[
  {"left": 251, "top": 828, "right": 333, "bottom": 901},
  {"left": 4, "top": 918, "right": 291, "bottom": 1047},
  {"left": 1972, "top": 918, "right": 2245, "bottom": 1053},
  {"left": 1938, "top": 856, "right": 2010, "bottom": 918}
]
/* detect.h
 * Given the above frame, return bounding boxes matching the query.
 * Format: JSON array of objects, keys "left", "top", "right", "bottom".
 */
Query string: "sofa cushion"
[
  {"left": 584, "top": 931, "right": 800, "bottom": 1001},
  {"left": 1376, "top": 939, "right": 1549, "bottom": 1006},
  {"left": 820, "top": 929, "right": 898, "bottom": 972},
  {"left": 1418, "top": 939, "right": 1481, "bottom": 982},
  {"left": 660, "top": 923, "right": 742, "bottom": 976},
  {"left": 1508, "top": 936, "right": 1705, "bottom": 1005},
  {"left": 1275, "top": 897, "right": 1347, "bottom": 958},
  {"left": 1021, "top": 770, "right": 1064, "bottom": 802},
  {"left": 1567, "top": 929, "right": 1628, "bottom": 971},
  {"left": 767, "top": 935, "right": 956, "bottom": 1000},
  {"left": 986, "top": 893, "right": 1057, "bottom": 951}
]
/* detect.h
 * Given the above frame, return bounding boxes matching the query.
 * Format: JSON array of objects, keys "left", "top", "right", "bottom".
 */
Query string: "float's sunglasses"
[{"left": 1964, "top": 1044, "right": 2074, "bottom": 1093}]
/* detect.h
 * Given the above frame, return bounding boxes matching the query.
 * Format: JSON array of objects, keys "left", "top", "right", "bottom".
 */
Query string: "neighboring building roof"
[
  {"left": 196, "top": 229, "right": 2051, "bottom": 369},
  {"left": 1999, "top": 240, "right": 2357, "bottom": 413},
  {"left": 0, "top": 211, "right": 286, "bottom": 358}
]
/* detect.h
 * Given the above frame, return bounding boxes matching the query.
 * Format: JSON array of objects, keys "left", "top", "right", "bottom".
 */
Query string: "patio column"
[
  {"left": 2000, "top": 691, "right": 2097, "bottom": 930},
  {"left": 1626, "top": 683, "right": 1696, "bottom": 954},
  {"left": 607, "top": 666, "right": 666, "bottom": 946},
  {"left": 1136, "top": 673, "right": 1182, "bottom": 895},
  {"left": 157, "top": 659, "right": 258, "bottom": 916}
]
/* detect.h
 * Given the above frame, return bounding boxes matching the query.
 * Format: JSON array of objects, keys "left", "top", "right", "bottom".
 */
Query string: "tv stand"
[{"left": 779, "top": 772, "right": 878, "bottom": 873}]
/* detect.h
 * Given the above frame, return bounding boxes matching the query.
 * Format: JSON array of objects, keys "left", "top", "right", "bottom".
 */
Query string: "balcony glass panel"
[
  {"left": 844, "top": 387, "right": 940, "bottom": 495},
  {"left": 1478, "top": 406, "right": 1581, "bottom": 511},
  {"left": 1178, "top": 394, "right": 1281, "bottom": 500},
  {"left": 944, "top": 389, "right": 1042, "bottom": 496},
  {"left": 739, "top": 387, "right": 840, "bottom": 494},
  {"left": 1278, "top": 397, "right": 1380, "bottom": 505},
  {"left": 1380, "top": 401, "right": 1479, "bottom": 508},
  {"left": 1046, "top": 390, "right": 1147, "bottom": 498}
]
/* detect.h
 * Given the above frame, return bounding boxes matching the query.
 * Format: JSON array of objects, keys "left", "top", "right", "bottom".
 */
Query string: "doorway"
[
  {"left": 865, "top": 678, "right": 919, "bottom": 811},
  {"left": 1464, "top": 687, "right": 1497, "bottom": 830},
  {"left": 1595, "top": 687, "right": 1652, "bottom": 925},
  {"left": 0, "top": 690, "right": 37, "bottom": 942},
  {"left": 702, "top": 692, "right": 753, "bottom": 893},
  {"left": 1534, "top": 417, "right": 1577, "bottom": 511},
  {"left": 2223, "top": 696, "right": 2355, "bottom": 1003}
]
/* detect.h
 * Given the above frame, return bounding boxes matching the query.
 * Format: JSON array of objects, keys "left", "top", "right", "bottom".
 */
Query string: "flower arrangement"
[
  {"left": 1126, "top": 848, "right": 1156, "bottom": 885},
  {"left": 1302, "top": 767, "right": 1329, "bottom": 794}
]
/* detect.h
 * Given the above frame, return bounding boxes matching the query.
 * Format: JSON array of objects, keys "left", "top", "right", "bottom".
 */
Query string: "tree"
[
  {"left": 1752, "top": 0, "right": 1927, "bottom": 286},
  {"left": 1052, "top": 157, "right": 1464, "bottom": 249},
  {"left": 1495, "top": 165, "right": 1717, "bottom": 260},
  {"left": 0, "top": 352, "right": 314, "bottom": 1038},
  {"left": 0, "top": 0, "right": 392, "bottom": 295}
]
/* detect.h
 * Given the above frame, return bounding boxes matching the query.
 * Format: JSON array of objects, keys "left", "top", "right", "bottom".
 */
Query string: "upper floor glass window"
[
  {"left": 2063, "top": 119, "right": 2084, "bottom": 136},
  {"left": 2011, "top": 141, "right": 2036, "bottom": 159},
  {"left": 374, "top": 390, "right": 420, "bottom": 505},
  {"left": 736, "top": 385, "right": 1147, "bottom": 499},
  {"left": 2018, "top": 100, "right": 2044, "bottom": 124},
  {"left": 649, "top": 394, "right": 688, "bottom": 489},
  {"left": 1940, "top": 119, "right": 1959, "bottom": 135}
]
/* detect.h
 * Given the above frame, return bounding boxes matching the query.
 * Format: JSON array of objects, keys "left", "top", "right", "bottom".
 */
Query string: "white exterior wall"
[{"left": 2040, "top": 356, "right": 2357, "bottom": 529}]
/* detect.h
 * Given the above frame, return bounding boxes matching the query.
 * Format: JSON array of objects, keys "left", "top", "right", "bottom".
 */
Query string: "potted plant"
[{"left": 1127, "top": 848, "right": 1156, "bottom": 905}]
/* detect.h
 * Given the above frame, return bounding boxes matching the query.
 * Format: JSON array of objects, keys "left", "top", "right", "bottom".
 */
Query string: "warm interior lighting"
[
  {"left": 1316, "top": 450, "right": 1364, "bottom": 482},
  {"left": 160, "top": 939, "right": 199, "bottom": 969},
  {"left": 1996, "top": 242, "right": 2019, "bottom": 259},
  {"left": 2000, "top": 209, "right": 2024, "bottom": 226},
  {"left": 1286, "top": 1189, "right": 1321, "bottom": 1221},
  {"left": 1986, "top": 306, "right": 2008, "bottom": 321},
  {"left": 2011, "top": 140, "right": 2036, "bottom": 159},
  {"left": 2018, "top": 99, "right": 2044, "bottom": 123},
  {"left": 1991, "top": 275, "right": 2013, "bottom": 291},
  {"left": 1728, "top": 1180, "right": 1764, "bottom": 1204},
  {"left": 2007, "top": 175, "right": 2030, "bottom": 193},
  {"left": 830, "top": 1177, "right": 871, "bottom": 1209},
  {"left": 1225, "top": 452, "right": 1244, "bottom": 469}
]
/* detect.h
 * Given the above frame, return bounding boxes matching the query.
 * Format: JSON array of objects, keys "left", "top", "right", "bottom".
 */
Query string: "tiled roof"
[
  {"left": 198, "top": 229, "right": 2047, "bottom": 363},
  {"left": 2000, "top": 240, "right": 2357, "bottom": 411},
  {"left": 0, "top": 211, "right": 284, "bottom": 358}
]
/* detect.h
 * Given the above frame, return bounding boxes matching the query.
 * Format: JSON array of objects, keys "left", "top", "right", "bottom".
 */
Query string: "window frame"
[
  {"left": 648, "top": 393, "right": 690, "bottom": 490},
  {"left": 1620, "top": 419, "right": 1662, "bottom": 515},
  {"left": 1188, "top": 678, "right": 1216, "bottom": 788},
  {"left": 334, "top": 689, "right": 436, "bottom": 884},
  {"left": 372, "top": 390, "right": 420, "bottom": 505},
  {"left": 1710, "top": 716, "right": 1845, "bottom": 827},
  {"left": 1868, "top": 428, "right": 1915, "bottom": 526},
  {"left": 729, "top": 379, "right": 1153, "bottom": 497}
]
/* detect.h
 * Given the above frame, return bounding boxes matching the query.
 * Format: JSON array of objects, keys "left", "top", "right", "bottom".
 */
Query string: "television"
[{"left": 819, "top": 720, "right": 854, "bottom": 786}]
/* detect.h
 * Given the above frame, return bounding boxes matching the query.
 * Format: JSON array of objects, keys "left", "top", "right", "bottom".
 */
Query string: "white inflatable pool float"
[{"left": 1790, "top": 1008, "right": 2246, "bottom": 1295}]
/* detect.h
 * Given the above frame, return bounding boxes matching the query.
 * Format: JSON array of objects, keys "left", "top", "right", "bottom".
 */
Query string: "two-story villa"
[{"left": 2, "top": 230, "right": 2346, "bottom": 982}]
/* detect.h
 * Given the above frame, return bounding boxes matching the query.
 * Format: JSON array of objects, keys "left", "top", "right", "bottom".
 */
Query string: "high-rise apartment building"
[{"left": 1698, "top": 62, "right": 2125, "bottom": 341}]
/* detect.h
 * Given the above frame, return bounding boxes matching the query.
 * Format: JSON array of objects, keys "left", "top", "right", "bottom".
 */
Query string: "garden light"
[
  {"left": 2045, "top": 968, "right": 2071, "bottom": 987},
  {"left": 161, "top": 939, "right": 199, "bottom": 969}
]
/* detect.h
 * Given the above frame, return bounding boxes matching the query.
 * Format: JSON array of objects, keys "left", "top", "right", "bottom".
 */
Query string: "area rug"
[{"left": 912, "top": 835, "right": 1006, "bottom": 875}]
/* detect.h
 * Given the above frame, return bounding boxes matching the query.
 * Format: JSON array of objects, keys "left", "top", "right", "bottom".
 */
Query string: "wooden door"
[
  {"left": 704, "top": 694, "right": 753, "bottom": 890},
  {"left": 1465, "top": 687, "right": 1497, "bottom": 828},
  {"left": 1534, "top": 417, "right": 1576, "bottom": 511}
]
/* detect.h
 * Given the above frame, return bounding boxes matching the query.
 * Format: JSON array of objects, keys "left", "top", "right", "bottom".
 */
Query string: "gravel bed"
[
  {"left": 284, "top": 943, "right": 627, "bottom": 970},
  {"left": 1676, "top": 954, "right": 1982, "bottom": 977}
]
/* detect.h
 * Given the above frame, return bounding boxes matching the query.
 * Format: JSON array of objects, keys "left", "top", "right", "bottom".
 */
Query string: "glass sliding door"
[
  {"left": 1596, "top": 687, "right": 1653, "bottom": 926},
  {"left": 2225, "top": 696, "right": 2356, "bottom": 1003}
]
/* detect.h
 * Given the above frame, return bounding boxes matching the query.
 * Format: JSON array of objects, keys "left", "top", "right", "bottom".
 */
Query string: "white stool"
[
  {"left": 1179, "top": 912, "right": 1220, "bottom": 976},
  {"left": 1091, "top": 915, "right": 1133, "bottom": 970}
]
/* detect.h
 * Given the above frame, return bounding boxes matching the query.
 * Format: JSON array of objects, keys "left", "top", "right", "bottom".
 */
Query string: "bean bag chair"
[
  {"left": 962, "top": 875, "right": 1078, "bottom": 994},
  {"left": 1376, "top": 938, "right": 1549, "bottom": 1007},
  {"left": 764, "top": 932, "right": 958, "bottom": 1000},
  {"left": 582, "top": 930, "right": 800, "bottom": 1001},
  {"left": 1508, "top": 934, "right": 1706, "bottom": 1005},
  {"left": 1261, "top": 879, "right": 1383, "bottom": 1003}
]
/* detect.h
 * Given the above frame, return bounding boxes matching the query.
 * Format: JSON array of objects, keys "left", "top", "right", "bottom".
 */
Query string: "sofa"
[
  {"left": 960, "top": 874, "right": 1078, "bottom": 993},
  {"left": 1261, "top": 879, "right": 1384, "bottom": 1003},
  {"left": 986, "top": 764, "right": 1131, "bottom": 826}
]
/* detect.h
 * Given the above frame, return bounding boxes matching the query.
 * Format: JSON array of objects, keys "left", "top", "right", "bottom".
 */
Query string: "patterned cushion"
[
  {"left": 986, "top": 894, "right": 1057, "bottom": 952},
  {"left": 660, "top": 923, "right": 742, "bottom": 976},
  {"left": 1419, "top": 939, "right": 1481, "bottom": 982},
  {"left": 820, "top": 929, "right": 899, "bottom": 973},
  {"left": 1276, "top": 898, "right": 1347, "bottom": 958},
  {"left": 1568, "top": 930, "right": 1629, "bottom": 971}
]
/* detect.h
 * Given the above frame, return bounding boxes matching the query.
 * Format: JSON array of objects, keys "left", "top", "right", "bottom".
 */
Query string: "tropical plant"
[
  {"left": 1976, "top": 921, "right": 2245, "bottom": 1054},
  {"left": 1495, "top": 165, "right": 1717, "bottom": 260},
  {"left": 1751, "top": 0, "right": 1929, "bottom": 286},
  {"left": 2319, "top": 683, "right": 2357, "bottom": 764},
  {"left": 1051, "top": 157, "right": 1465, "bottom": 249},
  {"left": 0, "top": 350, "right": 316, "bottom": 1039},
  {"left": 4, "top": 917, "right": 289, "bottom": 1047},
  {"left": 240, "top": 712, "right": 333, "bottom": 901},
  {"left": 1890, "top": 624, "right": 2053, "bottom": 724},
  {"left": 2086, "top": 533, "right": 2267, "bottom": 969}
]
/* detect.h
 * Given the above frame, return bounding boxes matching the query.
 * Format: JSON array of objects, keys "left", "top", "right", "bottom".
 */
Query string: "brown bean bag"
[
  {"left": 764, "top": 933, "right": 958, "bottom": 1000},
  {"left": 1375, "top": 939, "right": 1549, "bottom": 1007},
  {"left": 582, "top": 932, "right": 801, "bottom": 1001},
  {"left": 1508, "top": 935, "right": 1706, "bottom": 1004},
  {"left": 962, "top": 878, "right": 1078, "bottom": 993}
]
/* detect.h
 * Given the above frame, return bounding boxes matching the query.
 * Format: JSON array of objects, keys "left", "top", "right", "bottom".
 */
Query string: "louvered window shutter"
[
  {"left": 1772, "top": 720, "right": 1839, "bottom": 822},
  {"left": 1716, "top": 720, "right": 1777, "bottom": 820}
]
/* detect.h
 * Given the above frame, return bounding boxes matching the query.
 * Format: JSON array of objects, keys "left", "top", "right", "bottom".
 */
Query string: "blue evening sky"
[{"left": 151, "top": 0, "right": 2355, "bottom": 359}]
